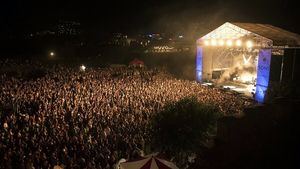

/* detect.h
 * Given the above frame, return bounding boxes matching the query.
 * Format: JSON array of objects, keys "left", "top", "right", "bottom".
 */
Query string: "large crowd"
[{"left": 0, "top": 61, "right": 253, "bottom": 169}]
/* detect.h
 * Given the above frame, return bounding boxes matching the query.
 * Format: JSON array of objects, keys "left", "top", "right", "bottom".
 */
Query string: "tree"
[{"left": 151, "top": 97, "right": 221, "bottom": 167}]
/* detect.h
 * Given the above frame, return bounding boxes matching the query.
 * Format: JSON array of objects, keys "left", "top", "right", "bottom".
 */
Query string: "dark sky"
[{"left": 1, "top": 0, "right": 300, "bottom": 37}]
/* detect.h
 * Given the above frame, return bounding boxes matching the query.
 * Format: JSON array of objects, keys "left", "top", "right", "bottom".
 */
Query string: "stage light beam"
[{"left": 243, "top": 54, "right": 252, "bottom": 65}]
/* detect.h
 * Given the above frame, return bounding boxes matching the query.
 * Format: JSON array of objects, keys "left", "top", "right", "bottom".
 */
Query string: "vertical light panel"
[
  {"left": 196, "top": 46, "right": 203, "bottom": 82},
  {"left": 255, "top": 49, "right": 272, "bottom": 103}
]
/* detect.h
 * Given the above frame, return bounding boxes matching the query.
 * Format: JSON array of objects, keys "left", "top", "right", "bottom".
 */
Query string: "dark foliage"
[
  {"left": 265, "top": 82, "right": 300, "bottom": 102},
  {"left": 151, "top": 96, "right": 221, "bottom": 154},
  {"left": 194, "top": 99, "right": 300, "bottom": 169}
]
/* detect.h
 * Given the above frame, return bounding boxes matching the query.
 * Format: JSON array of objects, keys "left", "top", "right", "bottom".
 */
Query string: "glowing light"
[
  {"left": 236, "top": 40, "right": 242, "bottom": 46},
  {"left": 50, "top": 52, "right": 54, "bottom": 56},
  {"left": 196, "top": 47, "right": 203, "bottom": 82},
  {"left": 80, "top": 65, "right": 86, "bottom": 71},
  {"left": 239, "top": 72, "right": 255, "bottom": 83},
  {"left": 246, "top": 40, "right": 253, "bottom": 48},
  {"left": 226, "top": 40, "right": 233, "bottom": 46},
  {"left": 247, "top": 85, "right": 256, "bottom": 93},
  {"left": 202, "top": 82, "right": 213, "bottom": 86},
  {"left": 204, "top": 40, "right": 210, "bottom": 46},
  {"left": 218, "top": 39, "right": 224, "bottom": 46},
  {"left": 255, "top": 49, "right": 272, "bottom": 103},
  {"left": 211, "top": 39, "right": 217, "bottom": 46},
  {"left": 223, "top": 85, "right": 236, "bottom": 89},
  {"left": 232, "top": 88, "right": 246, "bottom": 92},
  {"left": 243, "top": 55, "right": 252, "bottom": 65}
]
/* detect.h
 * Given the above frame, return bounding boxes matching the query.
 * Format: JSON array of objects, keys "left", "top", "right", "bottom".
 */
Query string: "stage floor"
[{"left": 202, "top": 81, "right": 256, "bottom": 97}]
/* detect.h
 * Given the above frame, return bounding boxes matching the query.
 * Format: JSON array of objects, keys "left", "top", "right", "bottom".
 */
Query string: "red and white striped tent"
[{"left": 119, "top": 154, "right": 178, "bottom": 169}]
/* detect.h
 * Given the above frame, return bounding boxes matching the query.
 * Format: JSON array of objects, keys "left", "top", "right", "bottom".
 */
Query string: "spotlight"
[
  {"left": 50, "top": 52, "right": 55, "bottom": 56},
  {"left": 246, "top": 40, "right": 253, "bottom": 48},
  {"left": 211, "top": 39, "right": 217, "bottom": 46},
  {"left": 204, "top": 40, "right": 210, "bottom": 46},
  {"left": 218, "top": 40, "right": 224, "bottom": 46},
  {"left": 226, "top": 40, "right": 233, "bottom": 46},
  {"left": 236, "top": 40, "right": 242, "bottom": 47}
]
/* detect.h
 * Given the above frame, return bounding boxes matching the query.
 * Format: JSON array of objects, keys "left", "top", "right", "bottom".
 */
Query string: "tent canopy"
[
  {"left": 232, "top": 22, "right": 300, "bottom": 46},
  {"left": 199, "top": 22, "right": 300, "bottom": 47},
  {"left": 119, "top": 153, "right": 178, "bottom": 169}
]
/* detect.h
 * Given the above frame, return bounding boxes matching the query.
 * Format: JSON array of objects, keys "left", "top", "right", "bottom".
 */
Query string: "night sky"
[{"left": 1, "top": 0, "right": 300, "bottom": 37}]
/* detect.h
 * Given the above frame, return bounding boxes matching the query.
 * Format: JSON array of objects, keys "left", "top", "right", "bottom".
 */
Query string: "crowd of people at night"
[{"left": 0, "top": 60, "right": 253, "bottom": 169}]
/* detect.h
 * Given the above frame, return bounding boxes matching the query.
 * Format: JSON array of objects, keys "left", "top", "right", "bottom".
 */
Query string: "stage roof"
[
  {"left": 232, "top": 23, "right": 300, "bottom": 46},
  {"left": 199, "top": 22, "right": 300, "bottom": 47}
]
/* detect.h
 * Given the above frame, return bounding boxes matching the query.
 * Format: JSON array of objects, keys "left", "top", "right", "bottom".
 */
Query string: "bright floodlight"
[
  {"left": 50, "top": 52, "right": 54, "bottom": 56},
  {"left": 218, "top": 40, "right": 224, "bottom": 46},
  {"left": 204, "top": 40, "right": 210, "bottom": 46},
  {"left": 211, "top": 39, "right": 217, "bottom": 46},
  {"left": 246, "top": 40, "right": 253, "bottom": 48},
  {"left": 236, "top": 40, "right": 242, "bottom": 46},
  {"left": 226, "top": 40, "right": 233, "bottom": 46},
  {"left": 80, "top": 65, "right": 86, "bottom": 71}
]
